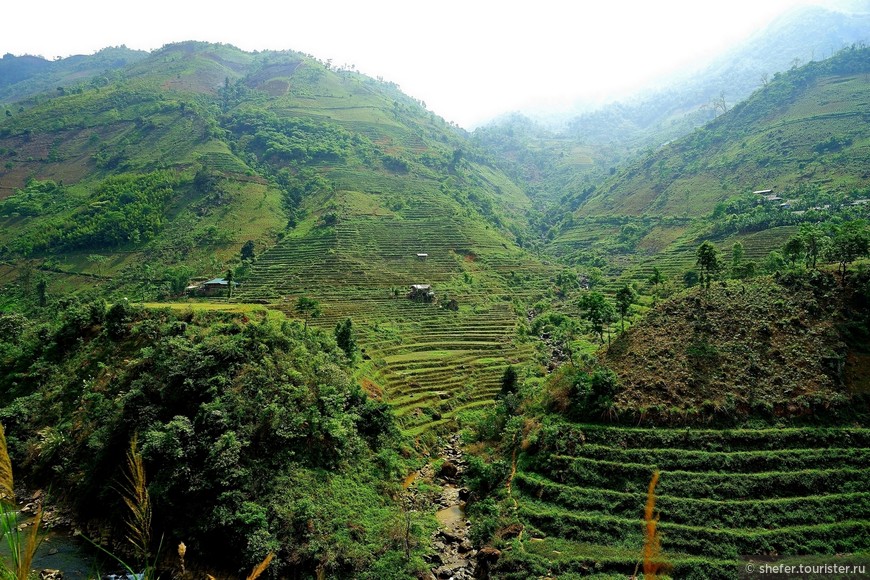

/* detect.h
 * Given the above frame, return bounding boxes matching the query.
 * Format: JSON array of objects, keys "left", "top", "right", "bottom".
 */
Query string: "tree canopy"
[{"left": 578, "top": 291, "right": 615, "bottom": 343}]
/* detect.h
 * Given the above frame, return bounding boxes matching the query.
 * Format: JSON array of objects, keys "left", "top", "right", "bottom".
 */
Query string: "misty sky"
[{"left": 4, "top": 0, "right": 841, "bottom": 127}]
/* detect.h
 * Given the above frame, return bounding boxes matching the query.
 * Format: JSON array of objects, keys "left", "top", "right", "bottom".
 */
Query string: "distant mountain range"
[
  {"left": 0, "top": 46, "right": 148, "bottom": 103},
  {"left": 473, "top": 2, "right": 870, "bottom": 206}
]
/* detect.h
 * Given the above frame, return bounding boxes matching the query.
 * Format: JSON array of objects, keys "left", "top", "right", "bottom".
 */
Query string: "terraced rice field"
[
  {"left": 363, "top": 301, "right": 534, "bottom": 436},
  {"left": 501, "top": 423, "right": 870, "bottom": 579},
  {"left": 235, "top": 189, "right": 554, "bottom": 436}
]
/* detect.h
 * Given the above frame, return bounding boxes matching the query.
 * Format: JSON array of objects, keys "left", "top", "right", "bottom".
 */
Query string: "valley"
[{"left": 0, "top": 16, "right": 869, "bottom": 580}]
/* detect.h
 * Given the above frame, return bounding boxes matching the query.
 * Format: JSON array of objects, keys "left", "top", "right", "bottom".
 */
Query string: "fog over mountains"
[{"left": 515, "top": 1, "right": 870, "bottom": 132}]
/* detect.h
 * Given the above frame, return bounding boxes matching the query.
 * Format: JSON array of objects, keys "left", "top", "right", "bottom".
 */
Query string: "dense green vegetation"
[
  {"left": 0, "top": 301, "right": 430, "bottom": 578},
  {"left": 3, "top": 172, "right": 178, "bottom": 253}
]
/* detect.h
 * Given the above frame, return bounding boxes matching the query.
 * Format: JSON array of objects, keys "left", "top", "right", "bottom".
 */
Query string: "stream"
[
  {"left": 425, "top": 434, "right": 477, "bottom": 580},
  {"left": 0, "top": 491, "right": 100, "bottom": 579}
]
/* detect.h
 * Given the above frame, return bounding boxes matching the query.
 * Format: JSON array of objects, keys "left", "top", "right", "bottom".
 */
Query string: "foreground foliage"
[{"left": 0, "top": 301, "right": 429, "bottom": 578}]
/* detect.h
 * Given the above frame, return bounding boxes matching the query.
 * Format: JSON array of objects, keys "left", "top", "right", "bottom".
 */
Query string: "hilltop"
[
  {"left": 603, "top": 271, "right": 870, "bottom": 422},
  {"left": 0, "top": 41, "right": 535, "bottom": 291},
  {"left": 0, "top": 46, "right": 148, "bottom": 104}
]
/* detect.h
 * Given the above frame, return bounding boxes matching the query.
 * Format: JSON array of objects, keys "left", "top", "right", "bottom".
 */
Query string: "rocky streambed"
[
  {"left": 412, "top": 433, "right": 498, "bottom": 580},
  {"left": 427, "top": 434, "right": 475, "bottom": 580}
]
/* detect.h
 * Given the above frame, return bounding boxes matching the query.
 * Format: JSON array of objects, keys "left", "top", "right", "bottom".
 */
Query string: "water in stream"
[{"left": 0, "top": 528, "right": 95, "bottom": 579}]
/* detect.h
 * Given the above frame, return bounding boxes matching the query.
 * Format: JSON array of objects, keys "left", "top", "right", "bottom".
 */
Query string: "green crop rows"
[
  {"left": 501, "top": 423, "right": 870, "bottom": 578},
  {"left": 235, "top": 187, "right": 553, "bottom": 436}
]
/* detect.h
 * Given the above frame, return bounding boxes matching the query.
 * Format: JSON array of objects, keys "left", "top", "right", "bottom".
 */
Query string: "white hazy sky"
[{"left": 4, "top": 0, "right": 832, "bottom": 127}]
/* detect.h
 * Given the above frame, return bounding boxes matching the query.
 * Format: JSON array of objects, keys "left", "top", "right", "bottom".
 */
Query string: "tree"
[
  {"left": 500, "top": 365, "right": 519, "bottom": 397},
  {"left": 165, "top": 265, "right": 194, "bottom": 296},
  {"left": 783, "top": 236, "right": 805, "bottom": 268},
  {"left": 764, "top": 250, "right": 786, "bottom": 274},
  {"left": 730, "top": 242, "right": 745, "bottom": 278},
  {"left": 712, "top": 91, "right": 728, "bottom": 115},
  {"left": 828, "top": 220, "right": 870, "bottom": 276},
  {"left": 647, "top": 267, "right": 665, "bottom": 300},
  {"left": 578, "top": 291, "right": 615, "bottom": 344},
  {"left": 35, "top": 278, "right": 47, "bottom": 307},
  {"left": 241, "top": 240, "right": 255, "bottom": 261},
  {"left": 221, "top": 76, "right": 231, "bottom": 112},
  {"left": 334, "top": 317, "right": 356, "bottom": 358},
  {"left": 193, "top": 168, "right": 220, "bottom": 195},
  {"left": 614, "top": 284, "right": 636, "bottom": 332},
  {"left": 450, "top": 148, "right": 462, "bottom": 172},
  {"left": 696, "top": 242, "right": 720, "bottom": 289},
  {"left": 225, "top": 269, "right": 234, "bottom": 299},
  {"left": 799, "top": 223, "right": 827, "bottom": 269},
  {"left": 682, "top": 270, "right": 700, "bottom": 288},
  {"left": 295, "top": 296, "right": 322, "bottom": 331}
]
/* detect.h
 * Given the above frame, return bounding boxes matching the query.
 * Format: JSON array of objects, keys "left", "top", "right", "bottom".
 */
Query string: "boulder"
[
  {"left": 439, "top": 460, "right": 459, "bottom": 479},
  {"left": 475, "top": 546, "right": 501, "bottom": 563},
  {"left": 439, "top": 529, "right": 462, "bottom": 543},
  {"left": 497, "top": 523, "right": 523, "bottom": 540}
]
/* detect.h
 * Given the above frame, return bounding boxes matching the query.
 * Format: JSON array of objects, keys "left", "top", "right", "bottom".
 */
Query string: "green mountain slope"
[
  {"left": 548, "top": 46, "right": 870, "bottom": 284},
  {"left": 0, "top": 41, "right": 531, "bottom": 274},
  {"left": 473, "top": 4, "right": 870, "bottom": 215},
  {"left": 580, "top": 46, "right": 870, "bottom": 218},
  {"left": 0, "top": 41, "right": 556, "bottom": 437},
  {"left": 0, "top": 46, "right": 148, "bottom": 104},
  {"left": 471, "top": 113, "right": 602, "bottom": 207}
]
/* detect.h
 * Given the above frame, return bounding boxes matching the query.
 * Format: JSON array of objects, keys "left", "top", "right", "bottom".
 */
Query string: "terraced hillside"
[
  {"left": 0, "top": 42, "right": 537, "bottom": 295},
  {"left": 548, "top": 46, "right": 870, "bottom": 285},
  {"left": 0, "top": 41, "right": 568, "bottom": 438},
  {"left": 497, "top": 423, "right": 870, "bottom": 579},
  {"left": 235, "top": 185, "right": 555, "bottom": 436}
]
